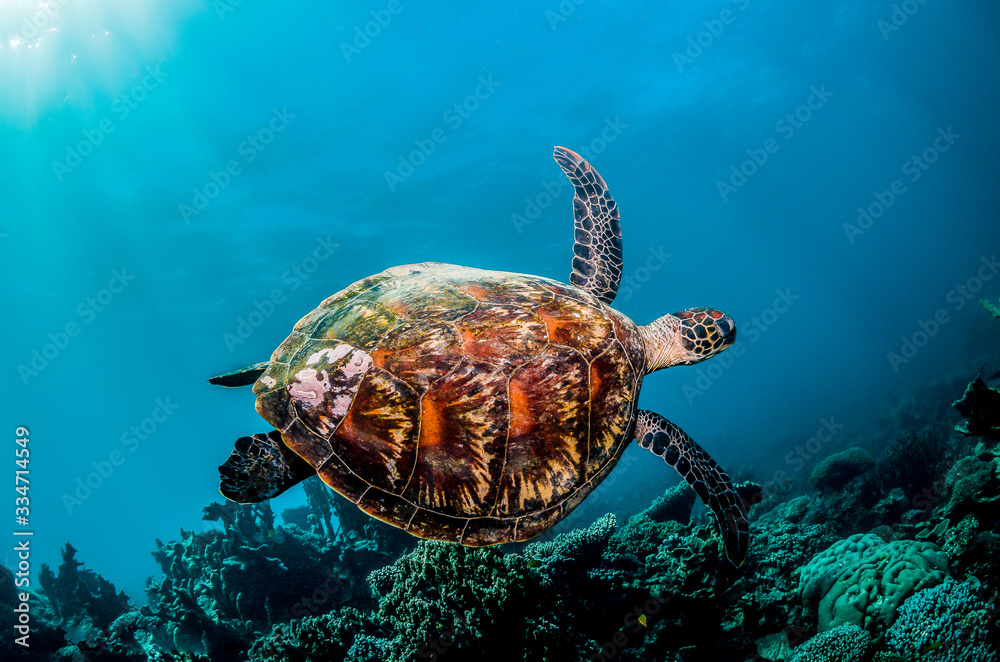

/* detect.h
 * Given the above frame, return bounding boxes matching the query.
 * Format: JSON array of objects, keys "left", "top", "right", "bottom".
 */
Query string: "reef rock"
[{"left": 953, "top": 375, "right": 1000, "bottom": 441}]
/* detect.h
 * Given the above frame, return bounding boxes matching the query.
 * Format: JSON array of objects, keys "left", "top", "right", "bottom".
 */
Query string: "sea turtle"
[{"left": 211, "top": 147, "right": 749, "bottom": 564}]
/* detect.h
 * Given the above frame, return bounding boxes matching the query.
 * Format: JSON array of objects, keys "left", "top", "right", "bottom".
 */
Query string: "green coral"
[
  {"left": 641, "top": 482, "right": 697, "bottom": 524},
  {"left": 37, "top": 542, "right": 132, "bottom": 636},
  {"left": 740, "top": 504, "right": 837, "bottom": 633},
  {"left": 981, "top": 297, "right": 1000, "bottom": 318},
  {"left": 798, "top": 533, "right": 949, "bottom": 637},
  {"left": 810, "top": 448, "right": 875, "bottom": 492},
  {"left": 367, "top": 540, "right": 593, "bottom": 661},
  {"left": 247, "top": 607, "right": 383, "bottom": 662},
  {"left": 943, "top": 453, "right": 1000, "bottom": 518},
  {"left": 872, "top": 653, "right": 908, "bottom": 662},
  {"left": 789, "top": 624, "right": 871, "bottom": 662},
  {"left": 953, "top": 375, "right": 1000, "bottom": 441},
  {"left": 525, "top": 513, "right": 617, "bottom": 565},
  {"left": 885, "top": 579, "right": 998, "bottom": 662}
]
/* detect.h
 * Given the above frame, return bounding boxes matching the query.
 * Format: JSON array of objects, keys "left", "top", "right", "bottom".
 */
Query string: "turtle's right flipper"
[
  {"left": 208, "top": 361, "right": 270, "bottom": 387},
  {"left": 219, "top": 430, "right": 314, "bottom": 503},
  {"left": 635, "top": 410, "right": 749, "bottom": 566},
  {"left": 553, "top": 146, "right": 623, "bottom": 305}
]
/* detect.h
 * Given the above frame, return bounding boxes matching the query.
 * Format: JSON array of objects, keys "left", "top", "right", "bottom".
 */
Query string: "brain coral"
[{"left": 798, "top": 533, "right": 949, "bottom": 636}]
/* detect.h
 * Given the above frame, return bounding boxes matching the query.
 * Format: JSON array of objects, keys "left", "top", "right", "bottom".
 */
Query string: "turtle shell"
[{"left": 252, "top": 262, "right": 645, "bottom": 545}]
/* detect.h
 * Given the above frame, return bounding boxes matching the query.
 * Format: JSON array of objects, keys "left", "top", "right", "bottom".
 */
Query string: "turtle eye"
[
  {"left": 715, "top": 317, "right": 733, "bottom": 336},
  {"left": 714, "top": 316, "right": 736, "bottom": 343}
]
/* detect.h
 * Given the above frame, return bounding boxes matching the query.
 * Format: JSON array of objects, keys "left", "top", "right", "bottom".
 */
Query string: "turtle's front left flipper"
[
  {"left": 635, "top": 410, "right": 749, "bottom": 566},
  {"left": 209, "top": 361, "right": 270, "bottom": 388},
  {"left": 554, "top": 146, "right": 623, "bottom": 305},
  {"left": 219, "top": 430, "right": 314, "bottom": 503}
]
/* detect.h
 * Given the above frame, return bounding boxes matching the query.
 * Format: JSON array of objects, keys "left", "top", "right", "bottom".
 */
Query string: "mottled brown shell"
[{"left": 252, "top": 262, "right": 645, "bottom": 545}]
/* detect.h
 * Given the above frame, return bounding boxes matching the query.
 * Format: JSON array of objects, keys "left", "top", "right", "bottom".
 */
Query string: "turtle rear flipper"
[
  {"left": 635, "top": 410, "right": 749, "bottom": 566},
  {"left": 209, "top": 361, "right": 270, "bottom": 387},
  {"left": 219, "top": 431, "right": 314, "bottom": 503}
]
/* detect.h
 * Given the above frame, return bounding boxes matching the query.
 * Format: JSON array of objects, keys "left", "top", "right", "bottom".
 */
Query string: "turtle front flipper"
[
  {"left": 219, "top": 430, "right": 314, "bottom": 503},
  {"left": 553, "top": 146, "right": 623, "bottom": 305},
  {"left": 208, "top": 361, "right": 271, "bottom": 388},
  {"left": 635, "top": 410, "right": 749, "bottom": 566}
]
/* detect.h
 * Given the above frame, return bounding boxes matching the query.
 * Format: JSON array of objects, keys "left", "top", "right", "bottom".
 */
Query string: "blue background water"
[{"left": 2, "top": 0, "right": 998, "bottom": 603}]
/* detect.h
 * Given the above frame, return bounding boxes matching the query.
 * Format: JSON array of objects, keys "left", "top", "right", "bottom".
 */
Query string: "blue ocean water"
[{"left": 1, "top": 0, "right": 999, "bottom": 627}]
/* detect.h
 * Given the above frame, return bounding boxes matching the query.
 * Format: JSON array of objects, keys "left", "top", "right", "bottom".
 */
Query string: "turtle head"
[{"left": 640, "top": 307, "right": 736, "bottom": 373}]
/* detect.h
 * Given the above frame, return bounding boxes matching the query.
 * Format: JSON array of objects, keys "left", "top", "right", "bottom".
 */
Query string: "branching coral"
[
  {"left": 885, "top": 579, "right": 998, "bottom": 662},
  {"left": 145, "top": 496, "right": 403, "bottom": 659},
  {"left": 367, "top": 540, "right": 592, "bottom": 661},
  {"left": 247, "top": 607, "right": 383, "bottom": 662},
  {"left": 642, "top": 483, "right": 697, "bottom": 524},
  {"left": 789, "top": 624, "right": 871, "bottom": 662},
  {"left": 37, "top": 542, "right": 132, "bottom": 636}
]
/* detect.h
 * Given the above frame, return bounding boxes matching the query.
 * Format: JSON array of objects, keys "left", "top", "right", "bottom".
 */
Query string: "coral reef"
[
  {"left": 37, "top": 543, "right": 132, "bottom": 638},
  {"left": 247, "top": 607, "right": 383, "bottom": 662},
  {"left": 953, "top": 375, "right": 1000, "bottom": 441},
  {"left": 0, "top": 563, "right": 68, "bottom": 661},
  {"left": 140, "top": 490, "right": 409, "bottom": 660},
  {"left": 368, "top": 540, "right": 588, "bottom": 661},
  {"left": 982, "top": 298, "right": 1000, "bottom": 319},
  {"left": 877, "top": 428, "right": 953, "bottom": 499},
  {"left": 642, "top": 482, "right": 698, "bottom": 524},
  {"left": 788, "top": 624, "right": 871, "bottom": 662},
  {"left": 885, "top": 579, "right": 998, "bottom": 661},
  {"left": 809, "top": 448, "right": 875, "bottom": 492},
  {"left": 798, "top": 533, "right": 949, "bottom": 636},
  {"left": 19, "top": 367, "right": 1000, "bottom": 661}
]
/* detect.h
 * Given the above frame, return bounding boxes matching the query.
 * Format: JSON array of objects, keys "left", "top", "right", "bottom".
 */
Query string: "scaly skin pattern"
[
  {"left": 634, "top": 410, "right": 749, "bottom": 565},
  {"left": 553, "top": 146, "right": 623, "bottom": 305},
  {"left": 252, "top": 262, "right": 645, "bottom": 545}
]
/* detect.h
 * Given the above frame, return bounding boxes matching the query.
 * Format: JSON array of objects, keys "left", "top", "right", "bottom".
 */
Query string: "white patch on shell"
[
  {"left": 260, "top": 375, "right": 277, "bottom": 388},
  {"left": 331, "top": 394, "right": 354, "bottom": 417},
  {"left": 289, "top": 369, "right": 331, "bottom": 407},
  {"left": 307, "top": 344, "right": 354, "bottom": 366},
  {"left": 342, "top": 350, "right": 373, "bottom": 377}
]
